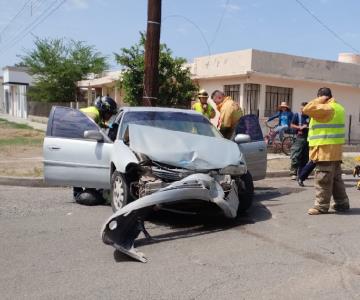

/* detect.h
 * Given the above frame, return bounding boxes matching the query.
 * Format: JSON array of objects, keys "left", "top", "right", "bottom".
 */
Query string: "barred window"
[
  {"left": 244, "top": 83, "right": 260, "bottom": 116},
  {"left": 265, "top": 86, "right": 293, "bottom": 117},
  {"left": 224, "top": 84, "right": 240, "bottom": 103}
]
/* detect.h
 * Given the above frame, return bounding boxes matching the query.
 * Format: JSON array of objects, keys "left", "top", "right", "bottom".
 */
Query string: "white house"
[
  {"left": 2, "top": 66, "right": 33, "bottom": 118},
  {"left": 0, "top": 76, "right": 4, "bottom": 113},
  {"left": 190, "top": 49, "right": 360, "bottom": 143}
]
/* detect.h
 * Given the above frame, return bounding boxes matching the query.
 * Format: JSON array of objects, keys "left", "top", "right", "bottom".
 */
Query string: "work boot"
[
  {"left": 307, "top": 208, "right": 327, "bottom": 215},
  {"left": 331, "top": 203, "right": 350, "bottom": 212}
]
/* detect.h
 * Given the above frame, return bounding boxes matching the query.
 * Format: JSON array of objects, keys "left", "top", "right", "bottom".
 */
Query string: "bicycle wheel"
[{"left": 282, "top": 136, "right": 295, "bottom": 156}]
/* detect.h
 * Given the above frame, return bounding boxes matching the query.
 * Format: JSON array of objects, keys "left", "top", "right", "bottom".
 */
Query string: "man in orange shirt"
[
  {"left": 211, "top": 90, "right": 243, "bottom": 139},
  {"left": 303, "top": 87, "right": 350, "bottom": 215}
]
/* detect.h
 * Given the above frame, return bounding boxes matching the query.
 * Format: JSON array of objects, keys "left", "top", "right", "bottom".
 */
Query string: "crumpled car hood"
[{"left": 128, "top": 124, "right": 243, "bottom": 170}]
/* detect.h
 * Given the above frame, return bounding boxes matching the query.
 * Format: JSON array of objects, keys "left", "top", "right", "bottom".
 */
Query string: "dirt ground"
[{"left": 0, "top": 120, "right": 44, "bottom": 177}]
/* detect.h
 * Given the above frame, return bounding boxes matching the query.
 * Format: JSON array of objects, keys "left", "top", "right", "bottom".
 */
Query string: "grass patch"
[
  {"left": 0, "top": 166, "right": 43, "bottom": 177},
  {"left": 0, "top": 118, "right": 34, "bottom": 130},
  {"left": 0, "top": 137, "right": 44, "bottom": 146},
  {"left": 0, "top": 118, "right": 45, "bottom": 148}
]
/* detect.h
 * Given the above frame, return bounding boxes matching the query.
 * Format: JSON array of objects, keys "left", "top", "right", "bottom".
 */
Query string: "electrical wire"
[
  {"left": 209, "top": 0, "right": 230, "bottom": 47},
  {"left": 0, "top": 0, "right": 44, "bottom": 44},
  {"left": 0, "top": 0, "right": 67, "bottom": 54},
  {"left": 294, "top": 0, "right": 360, "bottom": 53},
  {"left": 0, "top": 0, "right": 32, "bottom": 36},
  {"left": 163, "top": 14, "right": 211, "bottom": 57}
]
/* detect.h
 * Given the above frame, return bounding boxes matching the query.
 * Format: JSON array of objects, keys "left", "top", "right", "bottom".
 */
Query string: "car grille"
[{"left": 152, "top": 167, "right": 192, "bottom": 182}]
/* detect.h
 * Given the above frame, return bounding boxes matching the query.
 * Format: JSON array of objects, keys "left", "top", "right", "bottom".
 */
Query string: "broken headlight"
[{"left": 219, "top": 164, "right": 247, "bottom": 176}]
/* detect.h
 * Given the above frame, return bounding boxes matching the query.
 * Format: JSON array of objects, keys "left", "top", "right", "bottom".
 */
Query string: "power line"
[
  {"left": 0, "top": 0, "right": 34, "bottom": 35},
  {"left": 163, "top": 14, "right": 211, "bottom": 57},
  {"left": 294, "top": 0, "right": 360, "bottom": 53},
  {"left": 0, "top": 0, "right": 67, "bottom": 54},
  {"left": 209, "top": 0, "right": 230, "bottom": 47},
  {"left": 0, "top": 0, "right": 46, "bottom": 44}
]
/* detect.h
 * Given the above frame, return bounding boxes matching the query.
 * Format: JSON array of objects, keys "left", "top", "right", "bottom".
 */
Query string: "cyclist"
[{"left": 266, "top": 101, "right": 293, "bottom": 144}]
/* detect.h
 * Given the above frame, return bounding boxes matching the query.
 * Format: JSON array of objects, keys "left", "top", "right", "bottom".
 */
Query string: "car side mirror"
[
  {"left": 84, "top": 130, "right": 104, "bottom": 142},
  {"left": 234, "top": 134, "right": 251, "bottom": 144}
]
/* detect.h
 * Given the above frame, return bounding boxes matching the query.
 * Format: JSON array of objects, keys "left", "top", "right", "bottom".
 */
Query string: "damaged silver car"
[{"left": 43, "top": 106, "right": 267, "bottom": 262}]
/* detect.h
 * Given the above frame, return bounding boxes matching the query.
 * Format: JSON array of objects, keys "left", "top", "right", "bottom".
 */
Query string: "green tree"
[
  {"left": 20, "top": 37, "right": 108, "bottom": 102},
  {"left": 115, "top": 33, "right": 198, "bottom": 107}
]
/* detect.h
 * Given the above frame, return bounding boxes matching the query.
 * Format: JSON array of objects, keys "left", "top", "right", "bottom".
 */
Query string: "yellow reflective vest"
[
  {"left": 80, "top": 106, "right": 101, "bottom": 125},
  {"left": 308, "top": 102, "right": 345, "bottom": 147},
  {"left": 192, "top": 102, "right": 214, "bottom": 119}
]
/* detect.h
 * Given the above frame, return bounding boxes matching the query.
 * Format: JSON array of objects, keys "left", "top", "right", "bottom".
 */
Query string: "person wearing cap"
[
  {"left": 303, "top": 87, "right": 350, "bottom": 215},
  {"left": 192, "top": 89, "right": 215, "bottom": 119},
  {"left": 211, "top": 90, "right": 243, "bottom": 139},
  {"left": 266, "top": 101, "right": 293, "bottom": 143}
]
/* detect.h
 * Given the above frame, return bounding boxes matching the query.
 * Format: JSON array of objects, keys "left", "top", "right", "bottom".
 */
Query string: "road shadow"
[
  {"left": 129, "top": 198, "right": 273, "bottom": 251},
  {"left": 112, "top": 183, "right": 304, "bottom": 262},
  {"left": 254, "top": 185, "right": 304, "bottom": 202}
]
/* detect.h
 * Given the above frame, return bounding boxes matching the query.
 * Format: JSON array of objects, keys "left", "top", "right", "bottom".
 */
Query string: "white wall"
[
  {"left": 197, "top": 74, "right": 360, "bottom": 142},
  {"left": 3, "top": 68, "right": 33, "bottom": 85}
]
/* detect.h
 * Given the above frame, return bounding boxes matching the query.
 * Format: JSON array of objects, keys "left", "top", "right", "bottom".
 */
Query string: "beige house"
[
  {"left": 75, "top": 50, "right": 360, "bottom": 142},
  {"left": 190, "top": 49, "right": 360, "bottom": 143},
  {"left": 77, "top": 70, "right": 124, "bottom": 106}
]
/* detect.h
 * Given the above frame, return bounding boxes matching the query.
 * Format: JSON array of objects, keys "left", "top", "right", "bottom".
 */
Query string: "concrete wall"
[
  {"left": 27, "top": 101, "right": 88, "bottom": 117},
  {"left": 0, "top": 77, "right": 4, "bottom": 113},
  {"left": 191, "top": 49, "right": 252, "bottom": 79},
  {"left": 3, "top": 85, "right": 28, "bottom": 118}
]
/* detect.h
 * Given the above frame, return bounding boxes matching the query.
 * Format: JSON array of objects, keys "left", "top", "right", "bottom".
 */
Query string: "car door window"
[
  {"left": 235, "top": 114, "right": 264, "bottom": 141},
  {"left": 47, "top": 106, "right": 99, "bottom": 139}
]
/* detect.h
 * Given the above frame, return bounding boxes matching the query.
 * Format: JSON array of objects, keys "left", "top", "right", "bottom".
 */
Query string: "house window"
[
  {"left": 244, "top": 83, "right": 260, "bottom": 116},
  {"left": 265, "top": 86, "right": 293, "bottom": 117},
  {"left": 224, "top": 84, "right": 240, "bottom": 103}
]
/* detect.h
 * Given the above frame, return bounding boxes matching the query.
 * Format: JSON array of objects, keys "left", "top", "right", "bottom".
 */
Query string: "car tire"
[
  {"left": 110, "top": 171, "right": 132, "bottom": 212},
  {"left": 74, "top": 188, "right": 105, "bottom": 206},
  {"left": 237, "top": 171, "right": 254, "bottom": 214}
]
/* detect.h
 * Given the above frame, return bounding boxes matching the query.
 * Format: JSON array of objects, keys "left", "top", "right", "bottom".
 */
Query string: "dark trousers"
[
  {"left": 290, "top": 136, "right": 309, "bottom": 175},
  {"left": 298, "top": 160, "right": 316, "bottom": 181}
]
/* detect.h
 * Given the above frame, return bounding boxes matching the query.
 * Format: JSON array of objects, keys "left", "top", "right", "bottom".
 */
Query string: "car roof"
[{"left": 119, "top": 106, "right": 201, "bottom": 115}]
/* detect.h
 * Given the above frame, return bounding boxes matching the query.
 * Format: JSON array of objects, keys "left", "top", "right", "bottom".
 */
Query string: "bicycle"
[{"left": 264, "top": 121, "right": 296, "bottom": 156}]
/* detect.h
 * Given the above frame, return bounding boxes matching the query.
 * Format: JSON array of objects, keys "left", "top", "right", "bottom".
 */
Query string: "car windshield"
[{"left": 119, "top": 111, "right": 221, "bottom": 139}]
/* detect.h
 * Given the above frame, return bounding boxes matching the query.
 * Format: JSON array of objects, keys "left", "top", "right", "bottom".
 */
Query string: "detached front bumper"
[{"left": 101, "top": 173, "right": 239, "bottom": 262}]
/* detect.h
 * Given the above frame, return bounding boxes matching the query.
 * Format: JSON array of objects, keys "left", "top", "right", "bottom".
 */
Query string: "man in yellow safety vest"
[
  {"left": 192, "top": 89, "right": 215, "bottom": 119},
  {"left": 80, "top": 96, "right": 117, "bottom": 128},
  {"left": 303, "top": 87, "right": 350, "bottom": 215}
]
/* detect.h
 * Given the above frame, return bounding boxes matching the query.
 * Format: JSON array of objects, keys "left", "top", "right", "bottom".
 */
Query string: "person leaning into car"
[
  {"left": 303, "top": 87, "right": 350, "bottom": 215},
  {"left": 211, "top": 90, "right": 243, "bottom": 139},
  {"left": 80, "top": 95, "right": 117, "bottom": 128}
]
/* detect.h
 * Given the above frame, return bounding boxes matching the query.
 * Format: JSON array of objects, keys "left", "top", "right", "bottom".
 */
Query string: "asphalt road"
[{"left": 1, "top": 176, "right": 360, "bottom": 300}]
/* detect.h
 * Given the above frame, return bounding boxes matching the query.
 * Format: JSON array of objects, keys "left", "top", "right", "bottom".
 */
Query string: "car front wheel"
[
  {"left": 110, "top": 171, "right": 131, "bottom": 212},
  {"left": 237, "top": 171, "right": 254, "bottom": 214}
]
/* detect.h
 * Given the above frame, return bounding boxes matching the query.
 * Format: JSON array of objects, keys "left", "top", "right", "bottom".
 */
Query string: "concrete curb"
[
  {"left": 0, "top": 176, "right": 54, "bottom": 188},
  {"left": 0, "top": 169, "right": 355, "bottom": 187},
  {"left": 267, "top": 169, "right": 354, "bottom": 178}
]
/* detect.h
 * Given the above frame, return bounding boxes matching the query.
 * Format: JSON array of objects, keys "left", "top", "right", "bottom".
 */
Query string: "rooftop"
[{"left": 191, "top": 49, "right": 360, "bottom": 87}]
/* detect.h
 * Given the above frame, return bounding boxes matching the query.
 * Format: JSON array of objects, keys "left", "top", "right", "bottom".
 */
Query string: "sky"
[{"left": 0, "top": 0, "right": 360, "bottom": 74}]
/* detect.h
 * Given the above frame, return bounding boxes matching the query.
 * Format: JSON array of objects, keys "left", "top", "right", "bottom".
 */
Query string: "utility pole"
[{"left": 143, "top": 0, "right": 161, "bottom": 106}]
